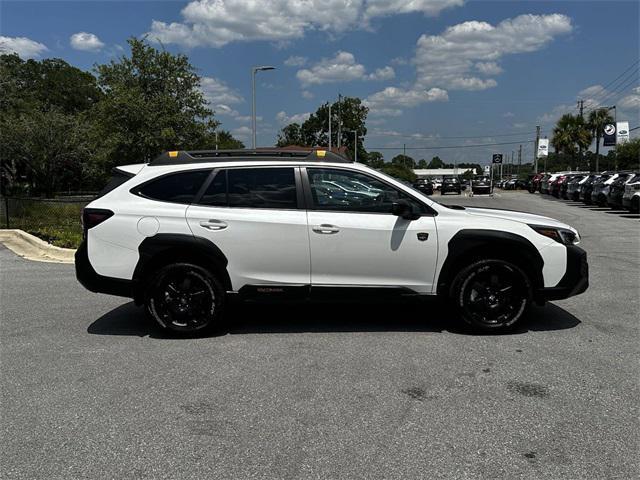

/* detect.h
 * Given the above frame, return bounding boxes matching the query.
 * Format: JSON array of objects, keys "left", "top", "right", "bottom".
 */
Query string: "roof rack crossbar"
[{"left": 149, "top": 149, "right": 352, "bottom": 166}]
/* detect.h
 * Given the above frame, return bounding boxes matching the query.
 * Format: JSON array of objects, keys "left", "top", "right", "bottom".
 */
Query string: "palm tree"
[
  {"left": 588, "top": 108, "right": 614, "bottom": 172},
  {"left": 552, "top": 114, "right": 592, "bottom": 168}
]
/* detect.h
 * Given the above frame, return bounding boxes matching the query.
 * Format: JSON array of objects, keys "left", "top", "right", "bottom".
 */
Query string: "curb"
[{"left": 0, "top": 229, "right": 76, "bottom": 264}]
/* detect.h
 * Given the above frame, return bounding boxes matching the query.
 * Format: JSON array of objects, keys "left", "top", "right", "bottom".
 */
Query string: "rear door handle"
[
  {"left": 312, "top": 224, "right": 340, "bottom": 234},
  {"left": 199, "top": 219, "right": 227, "bottom": 231}
]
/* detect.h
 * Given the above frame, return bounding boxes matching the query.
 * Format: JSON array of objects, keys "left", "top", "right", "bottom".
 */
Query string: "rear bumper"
[
  {"left": 538, "top": 245, "right": 588, "bottom": 301},
  {"left": 75, "top": 240, "right": 133, "bottom": 298}
]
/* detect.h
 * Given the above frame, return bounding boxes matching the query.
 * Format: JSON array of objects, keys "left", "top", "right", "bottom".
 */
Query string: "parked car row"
[
  {"left": 528, "top": 171, "right": 640, "bottom": 213},
  {"left": 412, "top": 176, "right": 466, "bottom": 195},
  {"left": 495, "top": 178, "right": 529, "bottom": 190}
]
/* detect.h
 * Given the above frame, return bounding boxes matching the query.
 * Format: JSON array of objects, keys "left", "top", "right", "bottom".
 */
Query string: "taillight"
[{"left": 82, "top": 208, "right": 114, "bottom": 236}]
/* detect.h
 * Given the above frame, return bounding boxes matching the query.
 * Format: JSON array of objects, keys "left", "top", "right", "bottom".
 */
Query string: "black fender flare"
[
  {"left": 436, "top": 229, "right": 544, "bottom": 296},
  {"left": 132, "top": 234, "right": 231, "bottom": 303}
]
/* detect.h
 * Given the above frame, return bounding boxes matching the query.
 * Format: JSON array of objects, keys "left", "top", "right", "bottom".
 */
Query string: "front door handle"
[
  {"left": 312, "top": 224, "right": 340, "bottom": 234},
  {"left": 199, "top": 219, "right": 227, "bottom": 231}
]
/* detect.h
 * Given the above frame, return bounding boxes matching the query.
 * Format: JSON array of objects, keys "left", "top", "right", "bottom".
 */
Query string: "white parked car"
[{"left": 76, "top": 149, "right": 588, "bottom": 334}]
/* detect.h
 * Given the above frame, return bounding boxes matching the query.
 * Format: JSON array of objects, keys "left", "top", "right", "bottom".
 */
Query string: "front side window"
[
  {"left": 135, "top": 170, "right": 210, "bottom": 204},
  {"left": 199, "top": 167, "right": 297, "bottom": 209},
  {"left": 307, "top": 168, "right": 427, "bottom": 214}
]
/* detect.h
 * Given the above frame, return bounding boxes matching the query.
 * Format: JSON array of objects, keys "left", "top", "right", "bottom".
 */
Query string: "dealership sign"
[
  {"left": 616, "top": 121, "right": 629, "bottom": 145},
  {"left": 537, "top": 138, "right": 549, "bottom": 158},
  {"left": 603, "top": 123, "right": 616, "bottom": 147},
  {"left": 492, "top": 154, "right": 503, "bottom": 164}
]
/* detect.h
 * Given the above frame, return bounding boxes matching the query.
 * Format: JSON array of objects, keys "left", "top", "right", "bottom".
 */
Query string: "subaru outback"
[{"left": 76, "top": 149, "right": 588, "bottom": 334}]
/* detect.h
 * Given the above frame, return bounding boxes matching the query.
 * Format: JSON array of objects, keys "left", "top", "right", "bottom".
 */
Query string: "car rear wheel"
[
  {"left": 451, "top": 259, "right": 532, "bottom": 331},
  {"left": 145, "top": 263, "right": 226, "bottom": 335}
]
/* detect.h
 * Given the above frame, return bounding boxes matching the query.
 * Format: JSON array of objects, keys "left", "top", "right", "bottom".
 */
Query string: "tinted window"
[
  {"left": 199, "top": 170, "right": 227, "bottom": 206},
  {"left": 307, "top": 168, "right": 426, "bottom": 214},
  {"left": 136, "top": 170, "right": 210, "bottom": 204},
  {"left": 97, "top": 170, "right": 132, "bottom": 198},
  {"left": 227, "top": 168, "right": 297, "bottom": 209}
]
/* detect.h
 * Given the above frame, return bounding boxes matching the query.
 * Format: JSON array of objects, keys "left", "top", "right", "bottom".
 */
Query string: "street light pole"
[{"left": 251, "top": 66, "right": 275, "bottom": 149}]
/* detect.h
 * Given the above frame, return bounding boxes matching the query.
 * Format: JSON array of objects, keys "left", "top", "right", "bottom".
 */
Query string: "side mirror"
[{"left": 391, "top": 199, "right": 420, "bottom": 220}]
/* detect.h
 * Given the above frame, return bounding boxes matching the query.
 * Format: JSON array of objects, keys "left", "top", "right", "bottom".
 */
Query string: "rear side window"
[
  {"left": 199, "top": 167, "right": 297, "bottom": 209},
  {"left": 97, "top": 170, "right": 133, "bottom": 198},
  {"left": 135, "top": 170, "right": 210, "bottom": 204}
]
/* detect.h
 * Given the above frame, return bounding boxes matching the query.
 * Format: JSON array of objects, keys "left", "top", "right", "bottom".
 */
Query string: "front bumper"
[
  {"left": 75, "top": 240, "right": 133, "bottom": 298},
  {"left": 538, "top": 245, "right": 588, "bottom": 301}
]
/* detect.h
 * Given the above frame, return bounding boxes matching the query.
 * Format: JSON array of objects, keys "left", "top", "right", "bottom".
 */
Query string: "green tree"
[
  {"left": 614, "top": 138, "right": 640, "bottom": 171},
  {"left": 551, "top": 114, "right": 592, "bottom": 167},
  {"left": 92, "top": 38, "right": 221, "bottom": 168},
  {"left": 0, "top": 54, "right": 101, "bottom": 115},
  {"left": 427, "top": 156, "right": 445, "bottom": 169},
  {"left": 379, "top": 163, "right": 417, "bottom": 183},
  {"left": 0, "top": 109, "right": 93, "bottom": 196},
  {"left": 364, "top": 151, "right": 384, "bottom": 168},
  {"left": 391, "top": 154, "right": 415, "bottom": 168},
  {"left": 587, "top": 108, "right": 614, "bottom": 171},
  {"left": 276, "top": 123, "right": 304, "bottom": 147},
  {"left": 276, "top": 97, "right": 368, "bottom": 160},
  {"left": 417, "top": 159, "right": 428, "bottom": 169}
]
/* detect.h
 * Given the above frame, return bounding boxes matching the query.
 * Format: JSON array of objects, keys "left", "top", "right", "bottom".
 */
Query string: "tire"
[
  {"left": 145, "top": 262, "right": 226, "bottom": 335},
  {"left": 631, "top": 197, "right": 640, "bottom": 214},
  {"left": 450, "top": 259, "right": 532, "bottom": 331}
]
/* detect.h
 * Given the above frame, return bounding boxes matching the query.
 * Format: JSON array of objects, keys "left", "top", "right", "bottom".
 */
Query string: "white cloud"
[
  {"left": 284, "top": 55, "right": 307, "bottom": 67},
  {"left": 0, "top": 36, "right": 48, "bottom": 58},
  {"left": 148, "top": 0, "right": 463, "bottom": 48},
  {"left": 297, "top": 51, "right": 366, "bottom": 86},
  {"left": 301, "top": 90, "right": 314, "bottom": 99},
  {"left": 201, "top": 76, "right": 244, "bottom": 106},
  {"left": 503, "top": 112, "right": 515, "bottom": 118},
  {"left": 367, "top": 66, "right": 395, "bottom": 81},
  {"left": 70, "top": 32, "right": 105, "bottom": 52},
  {"left": 364, "top": 13, "right": 571, "bottom": 118},
  {"left": 475, "top": 61, "right": 503, "bottom": 75},
  {"left": 276, "top": 111, "right": 312, "bottom": 125},
  {"left": 231, "top": 125, "right": 252, "bottom": 140},
  {"left": 413, "top": 13, "right": 573, "bottom": 91},
  {"left": 365, "top": 86, "right": 448, "bottom": 117},
  {"left": 296, "top": 51, "right": 394, "bottom": 86},
  {"left": 619, "top": 87, "right": 640, "bottom": 111}
]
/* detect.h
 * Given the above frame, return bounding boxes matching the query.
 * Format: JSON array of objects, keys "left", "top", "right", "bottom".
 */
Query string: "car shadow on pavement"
[{"left": 87, "top": 299, "right": 580, "bottom": 339}]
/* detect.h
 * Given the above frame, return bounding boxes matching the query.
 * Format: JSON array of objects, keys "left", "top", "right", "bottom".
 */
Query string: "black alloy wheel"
[
  {"left": 146, "top": 263, "right": 225, "bottom": 334},
  {"left": 452, "top": 259, "right": 532, "bottom": 331}
]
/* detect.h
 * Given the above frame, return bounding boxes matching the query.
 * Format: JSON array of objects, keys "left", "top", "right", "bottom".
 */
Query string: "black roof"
[{"left": 149, "top": 149, "right": 351, "bottom": 166}]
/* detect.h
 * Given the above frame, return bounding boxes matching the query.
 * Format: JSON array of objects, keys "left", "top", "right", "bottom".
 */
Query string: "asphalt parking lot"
[{"left": 1, "top": 190, "right": 638, "bottom": 480}]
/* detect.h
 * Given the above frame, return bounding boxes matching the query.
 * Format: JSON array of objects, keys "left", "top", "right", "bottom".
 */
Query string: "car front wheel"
[
  {"left": 145, "top": 263, "right": 226, "bottom": 335},
  {"left": 451, "top": 259, "right": 532, "bottom": 331}
]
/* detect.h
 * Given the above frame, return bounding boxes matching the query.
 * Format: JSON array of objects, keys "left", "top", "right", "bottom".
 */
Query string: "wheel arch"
[
  {"left": 436, "top": 229, "right": 544, "bottom": 297},
  {"left": 132, "top": 234, "right": 232, "bottom": 304}
]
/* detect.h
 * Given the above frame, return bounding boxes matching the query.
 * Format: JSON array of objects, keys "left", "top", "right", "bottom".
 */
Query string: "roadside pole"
[
  {"left": 534, "top": 125, "right": 540, "bottom": 173},
  {"left": 328, "top": 103, "right": 332, "bottom": 149}
]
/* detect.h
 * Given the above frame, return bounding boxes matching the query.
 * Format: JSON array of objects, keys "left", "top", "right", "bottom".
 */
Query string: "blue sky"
[{"left": 1, "top": 0, "right": 639, "bottom": 164}]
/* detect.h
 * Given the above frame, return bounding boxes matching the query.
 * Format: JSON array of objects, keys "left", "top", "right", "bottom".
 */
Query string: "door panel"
[
  {"left": 304, "top": 167, "right": 438, "bottom": 293},
  {"left": 186, "top": 167, "right": 310, "bottom": 290},
  {"left": 307, "top": 211, "right": 437, "bottom": 293}
]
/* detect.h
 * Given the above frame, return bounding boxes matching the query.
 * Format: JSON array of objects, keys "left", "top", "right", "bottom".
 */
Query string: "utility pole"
[
  {"left": 534, "top": 125, "right": 541, "bottom": 173},
  {"left": 543, "top": 137, "right": 548, "bottom": 172},
  {"left": 215, "top": 130, "right": 218, "bottom": 150},
  {"left": 518, "top": 144, "right": 522, "bottom": 175},
  {"left": 251, "top": 65, "right": 276, "bottom": 149},
  {"left": 328, "top": 102, "right": 332, "bottom": 150},
  {"left": 578, "top": 99, "right": 584, "bottom": 119},
  {"left": 354, "top": 131, "right": 358, "bottom": 163},
  {"left": 337, "top": 94, "right": 342, "bottom": 149},
  {"left": 403, "top": 143, "right": 406, "bottom": 157}
]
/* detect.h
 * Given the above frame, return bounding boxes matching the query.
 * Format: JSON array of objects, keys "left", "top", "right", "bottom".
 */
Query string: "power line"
[
  {"left": 583, "top": 59, "right": 639, "bottom": 107},
  {"left": 583, "top": 62, "right": 639, "bottom": 111},
  {"left": 369, "top": 130, "right": 536, "bottom": 140},
  {"left": 366, "top": 139, "right": 535, "bottom": 151}
]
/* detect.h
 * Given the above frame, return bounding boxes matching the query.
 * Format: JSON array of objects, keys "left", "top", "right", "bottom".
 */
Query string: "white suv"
[{"left": 76, "top": 149, "right": 588, "bottom": 334}]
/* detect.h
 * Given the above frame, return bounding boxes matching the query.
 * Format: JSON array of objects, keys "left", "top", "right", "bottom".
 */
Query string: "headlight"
[{"left": 529, "top": 225, "right": 580, "bottom": 245}]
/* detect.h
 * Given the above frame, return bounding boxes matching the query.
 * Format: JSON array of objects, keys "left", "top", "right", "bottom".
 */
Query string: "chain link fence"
[{"left": 0, "top": 195, "right": 96, "bottom": 249}]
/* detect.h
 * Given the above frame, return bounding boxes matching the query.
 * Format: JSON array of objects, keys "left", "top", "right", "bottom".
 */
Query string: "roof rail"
[{"left": 148, "top": 149, "right": 352, "bottom": 166}]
